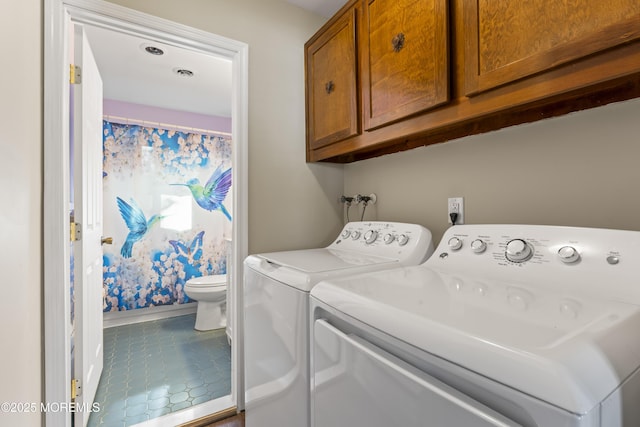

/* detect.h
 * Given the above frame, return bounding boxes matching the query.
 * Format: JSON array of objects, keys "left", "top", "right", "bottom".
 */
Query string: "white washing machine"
[
  {"left": 243, "top": 221, "right": 435, "bottom": 427},
  {"left": 310, "top": 224, "right": 640, "bottom": 427}
]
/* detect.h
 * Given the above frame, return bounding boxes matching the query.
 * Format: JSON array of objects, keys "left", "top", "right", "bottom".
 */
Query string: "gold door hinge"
[
  {"left": 70, "top": 64, "right": 82, "bottom": 84},
  {"left": 70, "top": 222, "right": 82, "bottom": 242},
  {"left": 71, "top": 378, "right": 82, "bottom": 400}
]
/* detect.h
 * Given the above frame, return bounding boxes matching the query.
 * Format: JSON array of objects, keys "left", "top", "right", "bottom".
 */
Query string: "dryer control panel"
[{"left": 428, "top": 224, "right": 640, "bottom": 304}]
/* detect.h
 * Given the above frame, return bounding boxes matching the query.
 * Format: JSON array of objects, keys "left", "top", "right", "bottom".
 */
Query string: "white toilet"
[{"left": 184, "top": 274, "right": 227, "bottom": 331}]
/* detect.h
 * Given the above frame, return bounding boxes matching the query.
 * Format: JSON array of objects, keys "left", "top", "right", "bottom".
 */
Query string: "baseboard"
[
  {"left": 132, "top": 395, "right": 235, "bottom": 427},
  {"left": 103, "top": 303, "right": 197, "bottom": 328},
  {"left": 178, "top": 407, "right": 239, "bottom": 427}
]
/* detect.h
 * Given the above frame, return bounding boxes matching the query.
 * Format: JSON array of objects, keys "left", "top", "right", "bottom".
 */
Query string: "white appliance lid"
[
  {"left": 258, "top": 248, "right": 395, "bottom": 273},
  {"left": 245, "top": 248, "right": 398, "bottom": 292},
  {"left": 311, "top": 266, "right": 640, "bottom": 415}
]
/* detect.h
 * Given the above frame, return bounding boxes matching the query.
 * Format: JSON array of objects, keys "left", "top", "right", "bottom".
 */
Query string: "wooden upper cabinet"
[
  {"left": 362, "top": 0, "right": 449, "bottom": 130},
  {"left": 463, "top": 0, "right": 640, "bottom": 95},
  {"left": 305, "top": 0, "right": 640, "bottom": 162},
  {"left": 306, "top": 7, "right": 359, "bottom": 150}
]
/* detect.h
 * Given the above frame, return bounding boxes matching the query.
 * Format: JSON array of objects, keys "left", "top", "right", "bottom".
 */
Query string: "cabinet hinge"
[
  {"left": 70, "top": 222, "right": 82, "bottom": 242},
  {"left": 71, "top": 378, "right": 82, "bottom": 400},
  {"left": 70, "top": 64, "right": 82, "bottom": 84}
]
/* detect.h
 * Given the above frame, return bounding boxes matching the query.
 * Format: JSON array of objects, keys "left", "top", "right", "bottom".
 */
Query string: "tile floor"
[{"left": 88, "top": 314, "right": 231, "bottom": 426}]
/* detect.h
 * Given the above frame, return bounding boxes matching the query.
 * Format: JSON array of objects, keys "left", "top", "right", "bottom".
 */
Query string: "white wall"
[
  {"left": 345, "top": 97, "right": 640, "bottom": 245},
  {"left": 0, "top": 0, "right": 42, "bottom": 425},
  {"left": 0, "top": 2, "right": 339, "bottom": 424},
  {"left": 106, "top": 0, "right": 345, "bottom": 253}
]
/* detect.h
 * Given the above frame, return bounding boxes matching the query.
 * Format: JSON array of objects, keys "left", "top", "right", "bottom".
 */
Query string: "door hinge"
[
  {"left": 70, "top": 64, "right": 82, "bottom": 84},
  {"left": 71, "top": 378, "right": 82, "bottom": 400},
  {"left": 70, "top": 222, "right": 82, "bottom": 242}
]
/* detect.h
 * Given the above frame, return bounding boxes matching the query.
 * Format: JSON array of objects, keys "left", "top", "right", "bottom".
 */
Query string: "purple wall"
[{"left": 103, "top": 99, "right": 232, "bottom": 134}]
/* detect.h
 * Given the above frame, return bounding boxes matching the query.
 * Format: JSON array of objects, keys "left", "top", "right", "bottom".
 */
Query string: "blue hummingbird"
[
  {"left": 171, "top": 166, "right": 232, "bottom": 220},
  {"left": 116, "top": 196, "right": 164, "bottom": 258}
]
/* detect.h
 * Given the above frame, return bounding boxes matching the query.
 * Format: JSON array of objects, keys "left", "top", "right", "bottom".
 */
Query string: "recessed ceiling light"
[
  {"left": 144, "top": 46, "right": 164, "bottom": 55},
  {"left": 140, "top": 42, "right": 164, "bottom": 56},
  {"left": 174, "top": 68, "right": 194, "bottom": 77}
]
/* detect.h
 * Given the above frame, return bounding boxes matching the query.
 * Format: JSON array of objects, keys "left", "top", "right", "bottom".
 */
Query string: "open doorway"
[{"left": 44, "top": 1, "right": 248, "bottom": 426}]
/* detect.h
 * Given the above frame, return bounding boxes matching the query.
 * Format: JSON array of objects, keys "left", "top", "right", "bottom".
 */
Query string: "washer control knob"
[
  {"left": 558, "top": 246, "right": 580, "bottom": 264},
  {"left": 383, "top": 233, "right": 395, "bottom": 244},
  {"left": 341, "top": 230, "right": 351, "bottom": 239},
  {"left": 351, "top": 231, "right": 361, "bottom": 240},
  {"left": 470, "top": 239, "right": 487, "bottom": 254},
  {"left": 364, "top": 230, "right": 378, "bottom": 244},
  {"left": 505, "top": 239, "right": 533, "bottom": 262},
  {"left": 607, "top": 255, "right": 620, "bottom": 265},
  {"left": 397, "top": 234, "right": 409, "bottom": 246},
  {"left": 448, "top": 237, "right": 463, "bottom": 251}
]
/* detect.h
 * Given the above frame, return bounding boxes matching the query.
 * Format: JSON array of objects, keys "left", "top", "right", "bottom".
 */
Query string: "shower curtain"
[{"left": 101, "top": 121, "right": 232, "bottom": 311}]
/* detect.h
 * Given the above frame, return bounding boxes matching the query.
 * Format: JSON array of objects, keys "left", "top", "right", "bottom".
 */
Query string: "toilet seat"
[
  {"left": 186, "top": 274, "right": 227, "bottom": 287},
  {"left": 186, "top": 282, "right": 226, "bottom": 288}
]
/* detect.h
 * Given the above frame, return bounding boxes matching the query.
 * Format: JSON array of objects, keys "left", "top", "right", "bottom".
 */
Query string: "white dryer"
[
  {"left": 243, "top": 221, "right": 435, "bottom": 427},
  {"left": 310, "top": 224, "right": 640, "bottom": 427}
]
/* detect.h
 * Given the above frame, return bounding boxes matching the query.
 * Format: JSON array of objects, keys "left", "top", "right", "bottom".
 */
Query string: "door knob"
[{"left": 101, "top": 237, "right": 113, "bottom": 245}]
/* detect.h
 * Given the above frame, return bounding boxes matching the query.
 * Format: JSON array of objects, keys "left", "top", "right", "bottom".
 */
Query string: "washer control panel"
[{"left": 331, "top": 221, "right": 435, "bottom": 265}]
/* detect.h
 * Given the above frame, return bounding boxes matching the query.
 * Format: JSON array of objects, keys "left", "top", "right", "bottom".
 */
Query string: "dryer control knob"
[
  {"left": 397, "top": 234, "right": 409, "bottom": 246},
  {"left": 341, "top": 230, "right": 351, "bottom": 239},
  {"left": 505, "top": 239, "right": 533, "bottom": 262},
  {"left": 448, "top": 237, "right": 463, "bottom": 251},
  {"left": 364, "top": 230, "right": 378, "bottom": 244},
  {"left": 383, "top": 233, "right": 395, "bottom": 244},
  {"left": 351, "top": 231, "right": 361, "bottom": 240},
  {"left": 470, "top": 239, "right": 487, "bottom": 253},
  {"left": 558, "top": 246, "right": 580, "bottom": 264}
]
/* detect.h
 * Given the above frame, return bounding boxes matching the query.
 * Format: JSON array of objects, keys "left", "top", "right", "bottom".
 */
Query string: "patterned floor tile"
[{"left": 87, "top": 314, "right": 231, "bottom": 426}]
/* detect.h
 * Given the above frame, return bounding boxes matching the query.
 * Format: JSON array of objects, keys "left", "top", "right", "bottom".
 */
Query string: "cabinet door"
[
  {"left": 306, "top": 8, "right": 359, "bottom": 150},
  {"left": 463, "top": 0, "right": 640, "bottom": 95},
  {"left": 362, "top": 0, "right": 449, "bottom": 130}
]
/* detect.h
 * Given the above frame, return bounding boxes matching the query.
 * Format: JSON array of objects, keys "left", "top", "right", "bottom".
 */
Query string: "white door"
[{"left": 73, "top": 23, "right": 104, "bottom": 427}]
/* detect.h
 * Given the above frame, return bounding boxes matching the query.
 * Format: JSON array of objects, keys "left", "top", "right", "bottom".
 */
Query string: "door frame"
[{"left": 43, "top": 1, "right": 249, "bottom": 426}]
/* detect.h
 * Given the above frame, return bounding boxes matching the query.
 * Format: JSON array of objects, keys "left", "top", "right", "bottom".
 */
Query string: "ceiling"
[
  {"left": 83, "top": 0, "right": 346, "bottom": 119},
  {"left": 84, "top": 25, "right": 233, "bottom": 118},
  {"left": 287, "top": 0, "right": 347, "bottom": 17}
]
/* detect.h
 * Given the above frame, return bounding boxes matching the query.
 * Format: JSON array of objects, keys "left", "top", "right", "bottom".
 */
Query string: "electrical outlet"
[{"left": 448, "top": 197, "right": 464, "bottom": 225}]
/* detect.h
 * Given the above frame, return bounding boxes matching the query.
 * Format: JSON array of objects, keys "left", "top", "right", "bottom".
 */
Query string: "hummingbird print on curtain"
[
  {"left": 172, "top": 166, "right": 232, "bottom": 220},
  {"left": 116, "top": 197, "right": 164, "bottom": 258}
]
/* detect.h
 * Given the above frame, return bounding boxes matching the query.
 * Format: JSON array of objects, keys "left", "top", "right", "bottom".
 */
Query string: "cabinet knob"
[
  {"left": 392, "top": 33, "right": 405, "bottom": 52},
  {"left": 325, "top": 80, "right": 335, "bottom": 94}
]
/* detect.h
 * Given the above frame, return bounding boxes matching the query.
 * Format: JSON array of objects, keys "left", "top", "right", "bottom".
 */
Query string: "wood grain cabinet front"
[
  {"left": 362, "top": 0, "right": 449, "bottom": 130},
  {"left": 305, "top": 5, "right": 359, "bottom": 151},
  {"left": 462, "top": 0, "right": 640, "bottom": 95}
]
